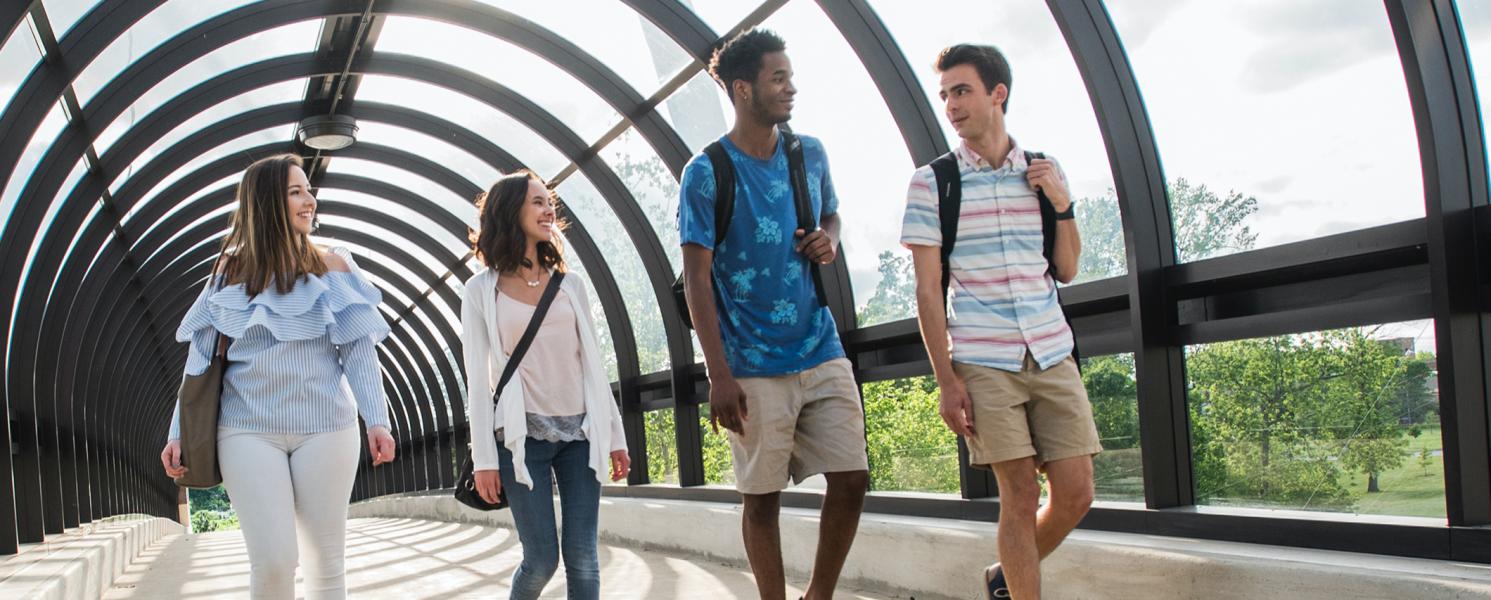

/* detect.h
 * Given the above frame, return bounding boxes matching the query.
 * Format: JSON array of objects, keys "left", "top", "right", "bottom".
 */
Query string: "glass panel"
[
  {"left": 139, "top": 199, "right": 234, "bottom": 266},
  {"left": 0, "top": 15, "right": 43, "bottom": 118},
  {"left": 645, "top": 407, "right": 680, "bottom": 484},
  {"left": 557, "top": 171, "right": 668, "bottom": 374},
  {"left": 683, "top": 0, "right": 761, "bottom": 36},
  {"left": 475, "top": 0, "right": 692, "bottom": 93},
  {"left": 42, "top": 0, "right": 97, "bottom": 39},
  {"left": 1460, "top": 0, "right": 1491, "bottom": 199},
  {"left": 868, "top": 0, "right": 1124, "bottom": 285},
  {"left": 375, "top": 16, "right": 620, "bottom": 145},
  {"left": 323, "top": 157, "right": 477, "bottom": 228},
  {"left": 560, "top": 245, "right": 618, "bottom": 381},
  {"left": 19, "top": 157, "right": 91, "bottom": 301},
  {"left": 0, "top": 102, "right": 69, "bottom": 233},
  {"left": 318, "top": 214, "right": 453, "bottom": 280},
  {"left": 356, "top": 75, "right": 569, "bottom": 179},
  {"left": 1083, "top": 353, "right": 1143, "bottom": 502},
  {"left": 657, "top": 69, "right": 732, "bottom": 155},
  {"left": 599, "top": 127, "right": 681, "bottom": 275},
  {"left": 863, "top": 376, "right": 958, "bottom": 494},
  {"left": 1187, "top": 320, "right": 1444, "bottom": 518},
  {"left": 73, "top": 0, "right": 261, "bottom": 105},
  {"left": 118, "top": 125, "right": 293, "bottom": 223},
  {"left": 759, "top": 1, "right": 917, "bottom": 327},
  {"left": 97, "top": 80, "right": 304, "bottom": 157},
  {"left": 313, "top": 188, "right": 468, "bottom": 259},
  {"left": 699, "top": 404, "right": 736, "bottom": 486},
  {"left": 1105, "top": 0, "right": 1424, "bottom": 262},
  {"left": 93, "top": 16, "right": 317, "bottom": 153},
  {"left": 354, "top": 122, "right": 500, "bottom": 195}
]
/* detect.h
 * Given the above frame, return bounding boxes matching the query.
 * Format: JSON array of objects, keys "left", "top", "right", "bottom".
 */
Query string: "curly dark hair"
[
  {"left": 709, "top": 28, "right": 787, "bottom": 104},
  {"left": 471, "top": 170, "right": 566, "bottom": 274},
  {"left": 935, "top": 44, "right": 1013, "bottom": 114}
]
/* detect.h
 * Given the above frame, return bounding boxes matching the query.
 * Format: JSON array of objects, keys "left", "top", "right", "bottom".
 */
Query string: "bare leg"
[
  {"left": 743, "top": 492, "right": 786, "bottom": 600},
  {"left": 991, "top": 457, "right": 1042, "bottom": 600},
  {"left": 804, "top": 470, "right": 868, "bottom": 600},
  {"left": 1035, "top": 456, "right": 1094, "bottom": 558}
]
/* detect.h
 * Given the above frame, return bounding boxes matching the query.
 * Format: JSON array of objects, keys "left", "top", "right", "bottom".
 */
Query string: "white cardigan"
[{"left": 462, "top": 268, "right": 627, "bottom": 489}]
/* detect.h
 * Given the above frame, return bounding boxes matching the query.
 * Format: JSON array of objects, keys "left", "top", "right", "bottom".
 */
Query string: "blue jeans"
[{"left": 497, "top": 438, "right": 601, "bottom": 600}]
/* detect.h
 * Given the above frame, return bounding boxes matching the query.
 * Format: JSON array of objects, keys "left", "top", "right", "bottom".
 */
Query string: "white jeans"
[{"left": 218, "top": 426, "right": 361, "bottom": 599}]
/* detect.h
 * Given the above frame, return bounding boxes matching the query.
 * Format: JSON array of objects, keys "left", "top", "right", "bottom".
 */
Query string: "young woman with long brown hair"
[
  {"left": 462, "top": 170, "right": 630, "bottom": 599},
  {"left": 159, "top": 154, "right": 396, "bottom": 599}
]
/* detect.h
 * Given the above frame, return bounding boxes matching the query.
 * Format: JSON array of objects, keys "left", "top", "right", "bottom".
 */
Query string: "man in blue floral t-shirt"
[{"left": 677, "top": 28, "right": 868, "bottom": 600}]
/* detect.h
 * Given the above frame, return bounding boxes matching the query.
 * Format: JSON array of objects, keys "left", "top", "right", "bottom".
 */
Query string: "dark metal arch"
[
  {"left": 621, "top": 0, "right": 720, "bottom": 63},
  {"left": 1047, "top": 0, "right": 1190, "bottom": 509},
  {"left": 1385, "top": 0, "right": 1491, "bottom": 529}
]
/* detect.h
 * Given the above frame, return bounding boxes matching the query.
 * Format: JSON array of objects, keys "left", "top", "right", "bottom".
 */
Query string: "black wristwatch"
[{"left": 1054, "top": 205, "right": 1075, "bottom": 221}]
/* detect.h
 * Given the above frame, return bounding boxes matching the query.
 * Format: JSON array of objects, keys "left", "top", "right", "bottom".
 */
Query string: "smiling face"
[
  {"left": 518, "top": 178, "right": 556, "bottom": 245},
  {"left": 939, "top": 63, "right": 1007, "bottom": 141},
  {"left": 285, "top": 165, "right": 316, "bottom": 236},
  {"left": 738, "top": 51, "right": 796, "bottom": 125}
]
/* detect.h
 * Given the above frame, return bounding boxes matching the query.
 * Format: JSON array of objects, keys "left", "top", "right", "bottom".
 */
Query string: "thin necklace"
[{"left": 523, "top": 264, "right": 541, "bottom": 287}]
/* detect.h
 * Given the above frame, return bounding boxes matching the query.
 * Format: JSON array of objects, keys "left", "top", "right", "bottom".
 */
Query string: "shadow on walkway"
[{"left": 102, "top": 517, "right": 894, "bottom": 599}]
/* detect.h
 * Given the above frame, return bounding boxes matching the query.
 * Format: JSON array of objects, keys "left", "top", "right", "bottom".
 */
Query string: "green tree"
[
  {"left": 1075, "top": 177, "right": 1261, "bottom": 279},
  {"left": 861, "top": 376, "right": 959, "bottom": 493},
  {"left": 1186, "top": 336, "right": 1351, "bottom": 507},
  {"left": 1321, "top": 331, "right": 1428, "bottom": 493},
  {"left": 190, "top": 510, "right": 239, "bottom": 533},
  {"left": 857, "top": 250, "right": 918, "bottom": 325}
]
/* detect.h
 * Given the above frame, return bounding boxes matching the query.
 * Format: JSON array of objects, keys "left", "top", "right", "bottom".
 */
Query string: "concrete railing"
[
  {"left": 0, "top": 516, "right": 184, "bottom": 600},
  {"left": 351, "top": 491, "right": 1491, "bottom": 599}
]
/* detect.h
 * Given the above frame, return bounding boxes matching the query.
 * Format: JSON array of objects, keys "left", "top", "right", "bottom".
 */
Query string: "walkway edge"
[{"left": 0, "top": 516, "right": 184, "bottom": 600}]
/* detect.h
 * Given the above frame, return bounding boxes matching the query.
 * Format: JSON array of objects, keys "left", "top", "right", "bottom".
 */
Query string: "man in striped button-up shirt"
[{"left": 901, "top": 44, "right": 1102, "bottom": 600}]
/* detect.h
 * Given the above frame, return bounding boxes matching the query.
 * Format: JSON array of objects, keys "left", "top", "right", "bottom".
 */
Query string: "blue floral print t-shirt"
[{"left": 678, "top": 132, "right": 845, "bottom": 377}]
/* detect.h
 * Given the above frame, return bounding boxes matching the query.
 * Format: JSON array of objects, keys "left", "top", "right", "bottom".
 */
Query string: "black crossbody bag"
[{"left": 454, "top": 271, "right": 566, "bottom": 511}]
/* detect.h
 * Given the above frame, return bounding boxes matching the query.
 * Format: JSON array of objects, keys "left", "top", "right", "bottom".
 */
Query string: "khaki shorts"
[
  {"left": 730, "top": 358, "right": 869, "bottom": 495},
  {"left": 954, "top": 354, "right": 1102, "bottom": 468}
]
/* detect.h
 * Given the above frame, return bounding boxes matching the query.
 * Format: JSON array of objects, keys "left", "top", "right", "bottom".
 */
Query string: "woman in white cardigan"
[{"left": 462, "top": 170, "right": 630, "bottom": 600}]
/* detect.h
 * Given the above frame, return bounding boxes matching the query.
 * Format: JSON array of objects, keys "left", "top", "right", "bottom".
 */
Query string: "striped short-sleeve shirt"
[{"left": 899, "top": 139, "right": 1074, "bottom": 372}]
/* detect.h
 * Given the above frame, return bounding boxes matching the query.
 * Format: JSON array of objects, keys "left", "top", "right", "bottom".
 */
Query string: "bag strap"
[
  {"left": 494, "top": 271, "right": 566, "bottom": 401},
  {"left": 929, "top": 151, "right": 961, "bottom": 315},
  {"left": 703, "top": 141, "right": 734, "bottom": 248},
  {"left": 782, "top": 129, "right": 829, "bottom": 309},
  {"left": 1025, "top": 150, "right": 1060, "bottom": 277}
]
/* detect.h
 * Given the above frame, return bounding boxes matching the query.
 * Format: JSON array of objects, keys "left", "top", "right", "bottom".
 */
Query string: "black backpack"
[
  {"left": 673, "top": 129, "right": 828, "bottom": 329},
  {"left": 928, "top": 149, "right": 1080, "bottom": 361}
]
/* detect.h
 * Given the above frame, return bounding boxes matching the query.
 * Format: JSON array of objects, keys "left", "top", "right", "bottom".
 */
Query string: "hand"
[
  {"left": 474, "top": 469, "right": 502, "bottom": 504},
  {"left": 938, "top": 376, "right": 976, "bottom": 437},
  {"left": 367, "top": 426, "right": 396, "bottom": 466},
  {"left": 160, "top": 439, "right": 187, "bottom": 479},
  {"left": 708, "top": 373, "right": 749, "bottom": 435},
  {"left": 609, "top": 450, "right": 631, "bottom": 482},
  {"left": 1026, "top": 158, "right": 1071, "bottom": 213},
  {"left": 794, "top": 228, "right": 837, "bottom": 265}
]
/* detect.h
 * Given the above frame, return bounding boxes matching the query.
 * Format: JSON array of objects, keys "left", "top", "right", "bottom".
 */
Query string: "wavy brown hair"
[
  {"left": 472, "top": 170, "right": 566, "bottom": 274},
  {"left": 218, "top": 154, "right": 327, "bottom": 296}
]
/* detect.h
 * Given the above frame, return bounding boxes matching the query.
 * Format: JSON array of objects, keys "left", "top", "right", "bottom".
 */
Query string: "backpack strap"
[
  {"left": 703, "top": 141, "right": 735, "bottom": 248},
  {"left": 1023, "top": 150, "right": 1082, "bottom": 364},
  {"left": 928, "top": 152, "right": 961, "bottom": 315},
  {"left": 1025, "top": 150, "right": 1061, "bottom": 277},
  {"left": 782, "top": 129, "right": 829, "bottom": 309}
]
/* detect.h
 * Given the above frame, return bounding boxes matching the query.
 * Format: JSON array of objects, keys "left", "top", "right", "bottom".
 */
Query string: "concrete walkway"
[{"left": 102, "top": 517, "right": 896, "bottom": 599}]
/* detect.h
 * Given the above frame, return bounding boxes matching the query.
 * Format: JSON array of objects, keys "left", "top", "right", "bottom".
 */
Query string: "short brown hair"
[{"left": 936, "top": 44, "right": 1012, "bottom": 113}]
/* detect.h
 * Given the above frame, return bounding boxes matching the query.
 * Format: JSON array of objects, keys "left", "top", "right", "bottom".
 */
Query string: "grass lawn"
[{"left": 1346, "top": 426, "right": 1446, "bottom": 518}]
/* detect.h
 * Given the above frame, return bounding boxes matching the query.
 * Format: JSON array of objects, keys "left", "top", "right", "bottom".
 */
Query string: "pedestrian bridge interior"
[{"left": 3, "top": 1, "right": 1491, "bottom": 598}]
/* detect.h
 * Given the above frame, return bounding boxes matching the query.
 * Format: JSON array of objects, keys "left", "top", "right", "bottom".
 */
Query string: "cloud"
[
  {"left": 1237, "top": 0, "right": 1396, "bottom": 93},
  {"left": 1106, "top": 0, "right": 1192, "bottom": 51}
]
